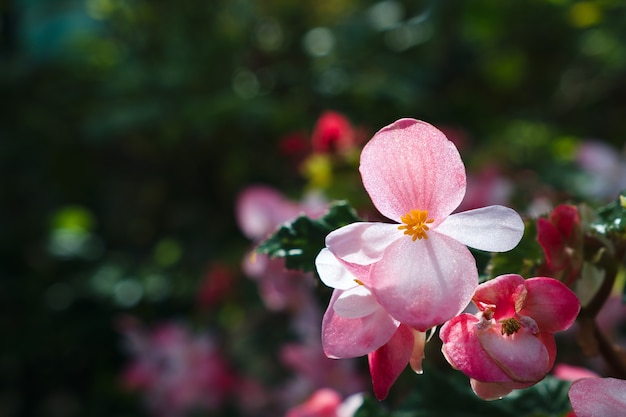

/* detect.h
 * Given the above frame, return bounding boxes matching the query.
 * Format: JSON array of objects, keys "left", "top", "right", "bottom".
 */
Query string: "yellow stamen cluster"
[
  {"left": 398, "top": 209, "right": 434, "bottom": 241},
  {"left": 500, "top": 317, "right": 522, "bottom": 336}
]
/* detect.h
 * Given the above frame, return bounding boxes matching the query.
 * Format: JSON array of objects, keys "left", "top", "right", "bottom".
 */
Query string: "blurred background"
[{"left": 1, "top": 0, "right": 626, "bottom": 416}]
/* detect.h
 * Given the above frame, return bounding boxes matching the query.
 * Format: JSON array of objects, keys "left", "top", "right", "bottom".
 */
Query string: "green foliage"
[
  {"left": 256, "top": 200, "right": 361, "bottom": 271},
  {"left": 356, "top": 366, "right": 572, "bottom": 417},
  {"left": 485, "top": 219, "right": 543, "bottom": 281},
  {"left": 591, "top": 191, "right": 626, "bottom": 236}
]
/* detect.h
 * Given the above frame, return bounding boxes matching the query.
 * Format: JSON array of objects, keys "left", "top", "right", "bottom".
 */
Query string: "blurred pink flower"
[
  {"left": 236, "top": 185, "right": 327, "bottom": 311},
  {"left": 315, "top": 249, "right": 425, "bottom": 400},
  {"left": 118, "top": 318, "right": 235, "bottom": 417},
  {"left": 537, "top": 204, "right": 583, "bottom": 286},
  {"left": 286, "top": 388, "right": 364, "bottom": 417},
  {"left": 440, "top": 274, "right": 580, "bottom": 400},
  {"left": 311, "top": 111, "right": 357, "bottom": 154},
  {"left": 576, "top": 140, "right": 626, "bottom": 201},
  {"left": 552, "top": 363, "right": 599, "bottom": 381},
  {"left": 280, "top": 341, "right": 365, "bottom": 401},
  {"left": 569, "top": 377, "right": 626, "bottom": 417},
  {"left": 321, "top": 119, "right": 524, "bottom": 331}
]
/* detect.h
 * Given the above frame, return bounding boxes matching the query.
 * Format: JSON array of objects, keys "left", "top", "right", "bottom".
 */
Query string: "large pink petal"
[
  {"left": 369, "top": 232, "right": 477, "bottom": 331},
  {"left": 473, "top": 274, "right": 526, "bottom": 321},
  {"left": 439, "top": 314, "right": 511, "bottom": 382},
  {"left": 368, "top": 324, "right": 414, "bottom": 400},
  {"left": 569, "top": 377, "right": 626, "bottom": 417},
  {"left": 322, "top": 290, "right": 399, "bottom": 359},
  {"left": 359, "top": 119, "right": 466, "bottom": 224},
  {"left": 477, "top": 326, "right": 550, "bottom": 382},
  {"left": 326, "top": 222, "right": 401, "bottom": 266},
  {"left": 435, "top": 206, "right": 524, "bottom": 252},
  {"left": 518, "top": 277, "right": 580, "bottom": 333}
]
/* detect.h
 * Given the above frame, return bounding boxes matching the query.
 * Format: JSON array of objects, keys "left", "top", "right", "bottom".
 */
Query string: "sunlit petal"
[
  {"left": 315, "top": 248, "right": 359, "bottom": 290},
  {"left": 322, "top": 290, "right": 399, "bottom": 359},
  {"left": 326, "top": 222, "right": 401, "bottom": 266},
  {"left": 359, "top": 119, "right": 466, "bottom": 223},
  {"left": 435, "top": 206, "right": 524, "bottom": 252},
  {"left": 334, "top": 285, "right": 380, "bottom": 319},
  {"left": 519, "top": 277, "right": 581, "bottom": 333},
  {"left": 369, "top": 232, "right": 477, "bottom": 331}
]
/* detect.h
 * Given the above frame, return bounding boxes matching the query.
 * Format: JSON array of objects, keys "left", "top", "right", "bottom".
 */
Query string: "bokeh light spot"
[{"left": 303, "top": 27, "right": 335, "bottom": 57}]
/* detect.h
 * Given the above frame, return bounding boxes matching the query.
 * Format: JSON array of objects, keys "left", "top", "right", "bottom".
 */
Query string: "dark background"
[{"left": 1, "top": 0, "right": 625, "bottom": 416}]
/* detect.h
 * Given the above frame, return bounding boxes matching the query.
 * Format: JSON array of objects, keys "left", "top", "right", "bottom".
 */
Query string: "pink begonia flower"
[
  {"left": 537, "top": 204, "right": 583, "bottom": 286},
  {"left": 440, "top": 274, "right": 581, "bottom": 400},
  {"left": 236, "top": 185, "right": 326, "bottom": 311},
  {"left": 286, "top": 389, "right": 364, "bottom": 417},
  {"left": 320, "top": 119, "right": 524, "bottom": 331},
  {"left": 569, "top": 377, "right": 626, "bottom": 417},
  {"left": 118, "top": 318, "right": 235, "bottom": 417},
  {"left": 316, "top": 249, "right": 426, "bottom": 400},
  {"left": 311, "top": 111, "right": 357, "bottom": 154}
]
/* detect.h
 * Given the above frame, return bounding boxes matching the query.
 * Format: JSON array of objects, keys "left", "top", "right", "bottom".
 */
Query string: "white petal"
[
  {"left": 435, "top": 205, "right": 524, "bottom": 252},
  {"left": 334, "top": 285, "right": 380, "bottom": 318},
  {"left": 326, "top": 222, "right": 401, "bottom": 265},
  {"left": 315, "top": 248, "right": 358, "bottom": 290}
]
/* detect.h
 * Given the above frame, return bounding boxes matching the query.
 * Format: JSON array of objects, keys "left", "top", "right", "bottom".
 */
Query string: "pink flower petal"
[
  {"left": 472, "top": 274, "right": 526, "bottom": 321},
  {"left": 518, "top": 277, "right": 580, "bottom": 333},
  {"left": 569, "top": 377, "right": 626, "bottom": 417},
  {"left": 439, "top": 314, "right": 511, "bottom": 382},
  {"left": 435, "top": 205, "right": 524, "bottom": 252},
  {"left": 322, "top": 289, "right": 399, "bottom": 359},
  {"left": 369, "top": 232, "right": 477, "bottom": 330},
  {"left": 470, "top": 379, "right": 533, "bottom": 401},
  {"left": 368, "top": 324, "right": 415, "bottom": 400},
  {"left": 477, "top": 325, "right": 551, "bottom": 382},
  {"left": 326, "top": 222, "right": 401, "bottom": 266},
  {"left": 334, "top": 286, "right": 381, "bottom": 319},
  {"left": 315, "top": 248, "right": 360, "bottom": 290},
  {"left": 359, "top": 119, "right": 466, "bottom": 224},
  {"left": 409, "top": 330, "right": 426, "bottom": 374}
]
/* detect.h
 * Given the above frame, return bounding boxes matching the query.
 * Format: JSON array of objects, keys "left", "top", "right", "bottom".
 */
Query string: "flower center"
[
  {"left": 398, "top": 209, "right": 434, "bottom": 241},
  {"left": 500, "top": 317, "right": 522, "bottom": 336}
]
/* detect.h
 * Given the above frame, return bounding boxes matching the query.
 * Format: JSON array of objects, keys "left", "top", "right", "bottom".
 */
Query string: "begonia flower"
[
  {"left": 537, "top": 204, "right": 583, "bottom": 286},
  {"left": 118, "top": 318, "right": 235, "bottom": 417},
  {"left": 440, "top": 274, "right": 581, "bottom": 400},
  {"left": 316, "top": 249, "right": 426, "bottom": 400},
  {"left": 236, "top": 185, "right": 326, "bottom": 311},
  {"left": 569, "top": 377, "right": 626, "bottom": 417},
  {"left": 320, "top": 118, "right": 524, "bottom": 331}
]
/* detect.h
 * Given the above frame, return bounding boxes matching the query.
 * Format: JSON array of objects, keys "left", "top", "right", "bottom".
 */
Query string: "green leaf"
[
  {"left": 353, "top": 366, "right": 572, "bottom": 417},
  {"left": 590, "top": 191, "right": 626, "bottom": 235},
  {"left": 486, "top": 218, "right": 544, "bottom": 280},
  {"left": 256, "top": 200, "right": 362, "bottom": 272}
]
